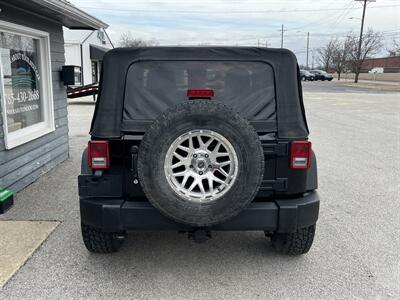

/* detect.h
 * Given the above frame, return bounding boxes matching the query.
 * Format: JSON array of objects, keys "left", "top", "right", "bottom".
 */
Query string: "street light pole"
[{"left": 306, "top": 32, "right": 310, "bottom": 69}]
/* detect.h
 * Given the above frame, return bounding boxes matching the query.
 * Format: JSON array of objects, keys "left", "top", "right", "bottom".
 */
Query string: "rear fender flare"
[
  {"left": 306, "top": 150, "right": 318, "bottom": 191},
  {"left": 81, "top": 147, "right": 91, "bottom": 175}
]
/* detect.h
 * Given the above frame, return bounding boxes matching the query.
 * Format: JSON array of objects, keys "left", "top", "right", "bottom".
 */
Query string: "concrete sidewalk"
[
  {"left": 333, "top": 78, "right": 400, "bottom": 92},
  {"left": 334, "top": 72, "right": 400, "bottom": 83},
  {"left": 0, "top": 221, "right": 59, "bottom": 287}
]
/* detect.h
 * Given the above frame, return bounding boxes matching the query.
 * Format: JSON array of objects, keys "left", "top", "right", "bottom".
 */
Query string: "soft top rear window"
[{"left": 123, "top": 60, "right": 276, "bottom": 127}]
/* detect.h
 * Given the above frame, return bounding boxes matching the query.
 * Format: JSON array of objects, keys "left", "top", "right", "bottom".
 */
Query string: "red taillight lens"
[
  {"left": 290, "top": 141, "right": 312, "bottom": 169},
  {"left": 88, "top": 140, "right": 110, "bottom": 169},
  {"left": 187, "top": 89, "right": 214, "bottom": 98}
]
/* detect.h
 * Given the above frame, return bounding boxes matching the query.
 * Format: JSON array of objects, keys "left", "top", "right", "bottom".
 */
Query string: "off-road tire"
[
  {"left": 81, "top": 224, "right": 124, "bottom": 253},
  {"left": 138, "top": 100, "right": 264, "bottom": 227},
  {"left": 270, "top": 224, "right": 316, "bottom": 255}
]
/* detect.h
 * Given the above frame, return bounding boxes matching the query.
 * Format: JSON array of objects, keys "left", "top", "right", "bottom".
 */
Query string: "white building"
[{"left": 64, "top": 28, "right": 113, "bottom": 86}]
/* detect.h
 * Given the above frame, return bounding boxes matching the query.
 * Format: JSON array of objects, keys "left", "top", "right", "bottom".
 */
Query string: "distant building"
[
  {"left": 361, "top": 56, "right": 400, "bottom": 73},
  {"left": 64, "top": 28, "right": 113, "bottom": 86}
]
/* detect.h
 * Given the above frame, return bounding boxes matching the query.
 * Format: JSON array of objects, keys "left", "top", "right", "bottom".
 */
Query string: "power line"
[
  {"left": 225, "top": 29, "right": 399, "bottom": 45},
  {"left": 290, "top": 0, "right": 354, "bottom": 31},
  {"left": 78, "top": 4, "right": 400, "bottom": 14},
  {"left": 329, "top": 1, "right": 358, "bottom": 29}
]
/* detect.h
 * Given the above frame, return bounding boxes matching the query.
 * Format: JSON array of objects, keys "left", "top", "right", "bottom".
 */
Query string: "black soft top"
[{"left": 90, "top": 46, "right": 309, "bottom": 139}]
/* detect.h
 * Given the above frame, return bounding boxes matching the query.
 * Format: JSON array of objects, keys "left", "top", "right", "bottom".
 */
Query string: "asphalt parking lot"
[{"left": 0, "top": 81, "right": 399, "bottom": 299}]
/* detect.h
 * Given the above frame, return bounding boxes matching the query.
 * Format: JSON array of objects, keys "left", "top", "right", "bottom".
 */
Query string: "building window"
[{"left": 0, "top": 21, "right": 54, "bottom": 149}]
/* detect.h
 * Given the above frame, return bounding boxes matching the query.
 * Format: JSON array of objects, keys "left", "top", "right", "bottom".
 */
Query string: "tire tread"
[
  {"left": 271, "top": 224, "right": 316, "bottom": 255},
  {"left": 81, "top": 224, "right": 123, "bottom": 253}
]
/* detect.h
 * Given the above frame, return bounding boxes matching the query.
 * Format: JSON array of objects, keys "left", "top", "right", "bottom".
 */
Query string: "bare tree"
[
  {"left": 118, "top": 31, "right": 158, "bottom": 47},
  {"left": 346, "top": 29, "right": 383, "bottom": 83},
  {"left": 317, "top": 39, "right": 335, "bottom": 71},
  {"left": 387, "top": 39, "right": 400, "bottom": 57},
  {"left": 331, "top": 38, "right": 351, "bottom": 80}
]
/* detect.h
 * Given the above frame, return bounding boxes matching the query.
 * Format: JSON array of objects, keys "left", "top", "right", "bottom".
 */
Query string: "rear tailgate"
[{"left": 121, "top": 138, "right": 310, "bottom": 200}]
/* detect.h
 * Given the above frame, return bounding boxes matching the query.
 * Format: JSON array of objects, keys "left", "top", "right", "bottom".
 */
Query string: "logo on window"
[{"left": 13, "top": 67, "right": 36, "bottom": 87}]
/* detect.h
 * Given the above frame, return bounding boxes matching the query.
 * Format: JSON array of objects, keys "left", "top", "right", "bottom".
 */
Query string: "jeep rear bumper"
[{"left": 79, "top": 192, "right": 319, "bottom": 233}]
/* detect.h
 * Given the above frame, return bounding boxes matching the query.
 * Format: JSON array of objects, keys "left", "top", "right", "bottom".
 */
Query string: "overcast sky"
[{"left": 69, "top": 0, "right": 399, "bottom": 65}]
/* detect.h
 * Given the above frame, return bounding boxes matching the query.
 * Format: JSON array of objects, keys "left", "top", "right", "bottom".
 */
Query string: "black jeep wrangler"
[{"left": 78, "top": 47, "right": 319, "bottom": 255}]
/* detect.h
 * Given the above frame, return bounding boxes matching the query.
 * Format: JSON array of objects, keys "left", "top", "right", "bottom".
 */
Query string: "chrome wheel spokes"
[{"left": 164, "top": 130, "right": 238, "bottom": 203}]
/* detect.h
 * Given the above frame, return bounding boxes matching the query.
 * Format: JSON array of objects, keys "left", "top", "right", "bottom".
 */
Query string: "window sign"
[
  {"left": 0, "top": 21, "right": 54, "bottom": 149},
  {"left": 1, "top": 33, "right": 42, "bottom": 132}
]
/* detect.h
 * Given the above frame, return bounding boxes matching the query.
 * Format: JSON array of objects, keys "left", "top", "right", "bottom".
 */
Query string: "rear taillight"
[
  {"left": 290, "top": 141, "right": 312, "bottom": 169},
  {"left": 88, "top": 140, "right": 110, "bottom": 169}
]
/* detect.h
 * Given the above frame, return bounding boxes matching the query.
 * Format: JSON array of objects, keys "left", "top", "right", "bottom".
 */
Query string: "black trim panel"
[{"left": 80, "top": 192, "right": 319, "bottom": 233}]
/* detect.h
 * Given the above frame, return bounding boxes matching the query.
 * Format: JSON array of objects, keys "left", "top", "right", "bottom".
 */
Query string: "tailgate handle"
[{"left": 130, "top": 146, "right": 139, "bottom": 183}]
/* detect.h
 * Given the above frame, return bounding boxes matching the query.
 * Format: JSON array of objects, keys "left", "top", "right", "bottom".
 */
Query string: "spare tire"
[{"left": 137, "top": 101, "right": 264, "bottom": 227}]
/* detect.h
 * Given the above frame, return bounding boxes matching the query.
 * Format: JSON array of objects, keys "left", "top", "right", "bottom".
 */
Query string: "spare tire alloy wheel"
[
  {"left": 164, "top": 129, "right": 238, "bottom": 203},
  {"left": 138, "top": 101, "right": 264, "bottom": 227}
]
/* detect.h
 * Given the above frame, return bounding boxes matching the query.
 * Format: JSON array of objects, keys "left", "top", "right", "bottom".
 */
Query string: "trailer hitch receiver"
[{"left": 188, "top": 229, "right": 212, "bottom": 243}]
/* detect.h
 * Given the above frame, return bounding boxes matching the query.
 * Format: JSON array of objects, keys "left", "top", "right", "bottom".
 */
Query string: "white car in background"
[{"left": 368, "top": 67, "right": 384, "bottom": 74}]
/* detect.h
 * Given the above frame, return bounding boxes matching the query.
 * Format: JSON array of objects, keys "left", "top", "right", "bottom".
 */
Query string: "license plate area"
[{"left": 78, "top": 175, "right": 122, "bottom": 198}]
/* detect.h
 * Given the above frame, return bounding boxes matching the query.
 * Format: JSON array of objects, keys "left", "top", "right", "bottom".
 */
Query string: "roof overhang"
[{"left": 0, "top": 0, "right": 108, "bottom": 30}]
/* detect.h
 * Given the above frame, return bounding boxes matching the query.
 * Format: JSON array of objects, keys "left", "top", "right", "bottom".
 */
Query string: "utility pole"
[
  {"left": 306, "top": 32, "right": 310, "bottom": 69},
  {"left": 311, "top": 51, "right": 315, "bottom": 69},
  {"left": 355, "top": 0, "right": 373, "bottom": 83},
  {"left": 265, "top": 40, "right": 268, "bottom": 48},
  {"left": 278, "top": 25, "right": 287, "bottom": 48}
]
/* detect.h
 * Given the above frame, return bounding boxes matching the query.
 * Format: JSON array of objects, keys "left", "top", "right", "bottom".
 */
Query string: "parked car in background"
[
  {"left": 310, "top": 70, "right": 333, "bottom": 81},
  {"left": 368, "top": 67, "right": 384, "bottom": 74},
  {"left": 300, "top": 70, "right": 315, "bottom": 81}
]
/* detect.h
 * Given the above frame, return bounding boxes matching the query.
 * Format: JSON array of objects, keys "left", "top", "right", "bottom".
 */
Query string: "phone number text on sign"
[{"left": 6, "top": 89, "right": 40, "bottom": 105}]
